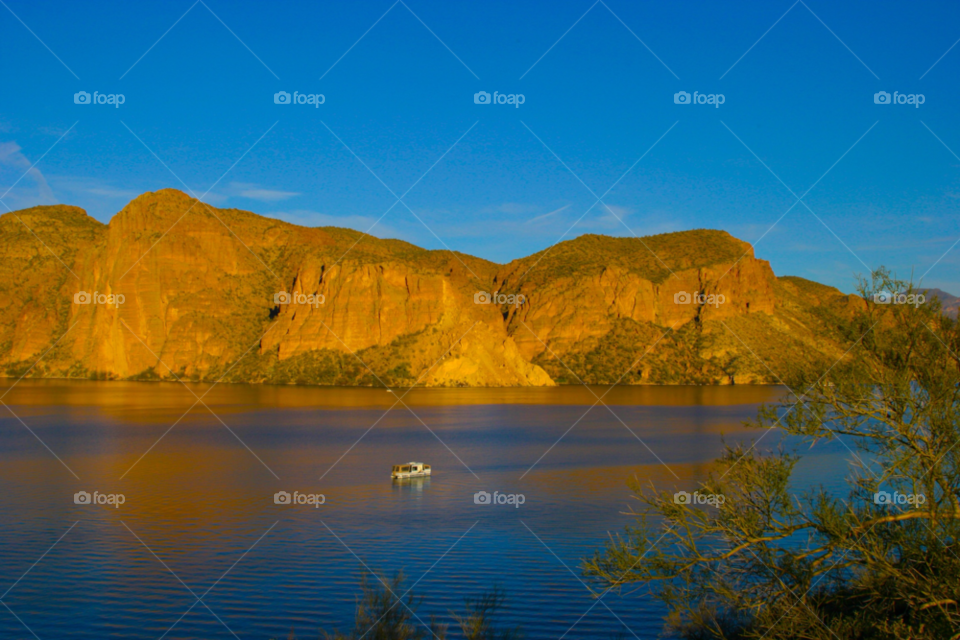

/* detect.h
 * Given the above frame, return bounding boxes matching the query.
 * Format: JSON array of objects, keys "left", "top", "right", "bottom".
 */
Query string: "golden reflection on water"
[
  {"left": 0, "top": 380, "right": 787, "bottom": 424},
  {"left": 3, "top": 379, "right": 778, "bottom": 530}
]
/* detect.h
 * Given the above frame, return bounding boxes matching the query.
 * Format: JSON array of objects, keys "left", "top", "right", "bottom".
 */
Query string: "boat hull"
[{"left": 391, "top": 470, "right": 432, "bottom": 479}]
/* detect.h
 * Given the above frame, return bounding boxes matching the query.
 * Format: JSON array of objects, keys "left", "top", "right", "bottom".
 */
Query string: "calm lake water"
[{"left": 0, "top": 381, "right": 851, "bottom": 639}]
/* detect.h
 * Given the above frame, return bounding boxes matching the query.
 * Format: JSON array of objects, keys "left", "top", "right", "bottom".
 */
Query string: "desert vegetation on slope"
[{"left": 0, "top": 191, "right": 921, "bottom": 387}]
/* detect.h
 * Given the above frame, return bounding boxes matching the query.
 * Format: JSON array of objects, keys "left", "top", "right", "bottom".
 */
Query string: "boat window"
[
  {"left": 401, "top": 465, "right": 411, "bottom": 472},
  {"left": 392, "top": 466, "right": 399, "bottom": 472}
]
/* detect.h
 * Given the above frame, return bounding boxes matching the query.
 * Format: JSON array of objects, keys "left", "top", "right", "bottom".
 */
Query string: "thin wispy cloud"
[
  {"left": 0, "top": 141, "right": 56, "bottom": 205},
  {"left": 202, "top": 182, "right": 301, "bottom": 206},
  {"left": 268, "top": 208, "right": 400, "bottom": 237},
  {"left": 239, "top": 188, "right": 301, "bottom": 202},
  {"left": 85, "top": 187, "right": 141, "bottom": 199},
  {"left": 599, "top": 203, "right": 632, "bottom": 223},
  {"left": 40, "top": 176, "right": 143, "bottom": 211},
  {"left": 497, "top": 202, "right": 541, "bottom": 215},
  {"left": 526, "top": 204, "right": 571, "bottom": 224}
]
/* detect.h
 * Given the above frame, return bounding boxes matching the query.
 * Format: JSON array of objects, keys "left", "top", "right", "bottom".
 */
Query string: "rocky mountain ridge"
[{"left": 0, "top": 189, "right": 882, "bottom": 387}]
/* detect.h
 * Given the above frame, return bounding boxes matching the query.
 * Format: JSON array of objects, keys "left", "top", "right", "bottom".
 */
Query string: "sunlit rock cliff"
[{"left": 0, "top": 189, "right": 866, "bottom": 386}]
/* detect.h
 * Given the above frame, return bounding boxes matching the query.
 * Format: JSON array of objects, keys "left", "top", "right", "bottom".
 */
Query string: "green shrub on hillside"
[{"left": 584, "top": 269, "right": 960, "bottom": 639}]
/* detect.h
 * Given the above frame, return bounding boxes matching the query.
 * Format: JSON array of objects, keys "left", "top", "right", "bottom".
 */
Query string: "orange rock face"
[
  {"left": 497, "top": 233, "right": 778, "bottom": 362},
  {"left": 0, "top": 191, "right": 855, "bottom": 386}
]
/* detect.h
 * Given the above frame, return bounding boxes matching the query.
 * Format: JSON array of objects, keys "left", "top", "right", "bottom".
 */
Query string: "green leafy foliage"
[
  {"left": 276, "top": 573, "right": 520, "bottom": 640},
  {"left": 583, "top": 268, "right": 960, "bottom": 639}
]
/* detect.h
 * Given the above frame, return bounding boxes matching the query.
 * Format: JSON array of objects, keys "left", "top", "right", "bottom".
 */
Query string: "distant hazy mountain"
[
  {"left": 0, "top": 189, "right": 884, "bottom": 386},
  {"left": 921, "top": 288, "right": 959, "bottom": 319}
]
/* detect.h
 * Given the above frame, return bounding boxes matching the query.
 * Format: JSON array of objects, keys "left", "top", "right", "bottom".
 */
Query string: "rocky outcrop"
[
  {"left": 495, "top": 232, "right": 778, "bottom": 361},
  {"left": 261, "top": 261, "right": 450, "bottom": 358},
  {"left": 0, "top": 190, "right": 863, "bottom": 386}
]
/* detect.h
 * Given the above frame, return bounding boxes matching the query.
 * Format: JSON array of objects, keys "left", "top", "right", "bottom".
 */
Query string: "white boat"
[{"left": 391, "top": 462, "right": 431, "bottom": 479}]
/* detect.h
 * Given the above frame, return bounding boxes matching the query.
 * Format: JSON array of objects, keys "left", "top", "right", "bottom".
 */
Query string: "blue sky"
[{"left": 1, "top": 0, "right": 959, "bottom": 294}]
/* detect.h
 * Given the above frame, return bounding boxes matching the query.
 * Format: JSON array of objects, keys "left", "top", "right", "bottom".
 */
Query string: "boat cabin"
[{"left": 391, "top": 461, "right": 431, "bottom": 478}]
